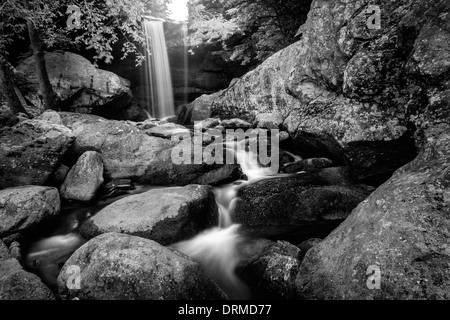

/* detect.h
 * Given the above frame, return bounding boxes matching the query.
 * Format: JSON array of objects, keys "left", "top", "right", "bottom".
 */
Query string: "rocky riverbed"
[{"left": 1, "top": 0, "right": 450, "bottom": 300}]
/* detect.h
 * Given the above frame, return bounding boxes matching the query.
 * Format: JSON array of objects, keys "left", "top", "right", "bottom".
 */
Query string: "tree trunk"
[
  {"left": 26, "top": 20, "right": 60, "bottom": 111},
  {"left": 0, "top": 54, "right": 29, "bottom": 115}
]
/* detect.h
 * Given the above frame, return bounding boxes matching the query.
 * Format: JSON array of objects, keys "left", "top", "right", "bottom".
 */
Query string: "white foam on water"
[{"left": 173, "top": 142, "right": 280, "bottom": 299}]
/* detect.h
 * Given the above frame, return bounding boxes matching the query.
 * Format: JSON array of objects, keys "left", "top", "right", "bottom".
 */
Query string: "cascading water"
[
  {"left": 142, "top": 20, "right": 175, "bottom": 118},
  {"left": 172, "top": 140, "right": 279, "bottom": 299},
  {"left": 24, "top": 140, "right": 285, "bottom": 299}
]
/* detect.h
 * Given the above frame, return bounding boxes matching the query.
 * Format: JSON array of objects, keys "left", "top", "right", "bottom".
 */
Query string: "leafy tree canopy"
[
  {"left": 187, "top": 0, "right": 312, "bottom": 66},
  {"left": 0, "top": 0, "right": 169, "bottom": 66}
]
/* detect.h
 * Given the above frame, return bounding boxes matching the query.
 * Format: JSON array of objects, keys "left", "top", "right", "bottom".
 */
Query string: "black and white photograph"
[{"left": 0, "top": 0, "right": 449, "bottom": 309}]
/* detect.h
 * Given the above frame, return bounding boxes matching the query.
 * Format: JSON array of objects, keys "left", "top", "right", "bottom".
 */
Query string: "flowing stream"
[
  {"left": 23, "top": 21, "right": 289, "bottom": 298},
  {"left": 24, "top": 140, "right": 284, "bottom": 298},
  {"left": 171, "top": 140, "right": 282, "bottom": 299}
]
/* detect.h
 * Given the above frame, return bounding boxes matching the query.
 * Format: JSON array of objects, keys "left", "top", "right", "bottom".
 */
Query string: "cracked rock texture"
[
  {"left": 296, "top": 124, "right": 450, "bottom": 299},
  {"left": 180, "top": 0, "right": 450, "bottom": 147}
]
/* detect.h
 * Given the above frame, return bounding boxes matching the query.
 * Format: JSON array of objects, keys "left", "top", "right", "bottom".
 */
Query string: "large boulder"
[
  {"left": 296, "top": 124, "right": 450, "bottom": 300},
  {"left": 178, "top": 94, "right": 217, "bottom": 124},
  {"left": 0, "top": 119, "right": 75, "bottom": 189},
  {"left": 59, "top": 113, "right": 218, "bottom": 185},
  {"left": 57, "top": 233, "right": 226, "bottom": 300},
  {"left": 238, "top": 240, "right": 302, "bottom": 300},
  {"left": 193, "top": 164, "right": 242, "bottom": 186},
  {"left": 0, "top": 258, "right": 55, "bottom": 300},
  {"left": 0, "top": 186, "right": 60, "bottom": 237},
  {"left": 183, "top": 1, "right": 450, "bottom": 142},
  {"left": 79, "top": 185, "right": 218, "bottom": 245},
  {"left": 16, "top": 51, "right": 136, "bottom": 119},
  {"left": 60, "top": 151, "right": 104, "bottom": 202},
  {"left": 36, "top": 110, "right": 63, "bottom": 125},
  {"left": 233, "top": 174, "right": 371, "bottom": 242},
  {"left": 181, "top": 0, "right": 450, "bottom": 186}
]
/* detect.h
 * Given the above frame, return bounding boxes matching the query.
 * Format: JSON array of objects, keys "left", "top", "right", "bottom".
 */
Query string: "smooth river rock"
[
  {"left": 0, "top": 120, "right": 75, "bottom": 189},
  {"left": 79, "top": 185, "right": 217, "bottom": 245},
  {"left": 0, "top": 186, "right": 60, "bottom": 237},
  {"left": 57, "top": 232, "right": 226, "bottom": 300},
  {"left": 60, "top": 151, "right": 104, "bottom": 202}
]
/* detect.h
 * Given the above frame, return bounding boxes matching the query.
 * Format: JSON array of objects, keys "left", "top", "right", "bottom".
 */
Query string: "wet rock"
[
  {"left": 297, "top": 238, "right": 322, "bottom": 260},
  {"left": 79, "top": 185, "right": 217, "bottom": 245},
  {"left": 296, "top": 124, "right": 450, "bottom": 300},
  {"left": 221, "top": 118, "right": 253, "bottom": 130},
  {"left": 36, "top": 110, "right": 63, "bottom": 125},
  {"left": 0, "top": 186, "right": 60, "bottom": 237},
  {"left": 8, "top": 241, "right": 22, "bottom": 264},
  {"left": 136, "top": 118, "right": 161, "bottom": 130},
  {"left": 59, "top": 113, "right": 217, "bottom": 186},
  {"left": 0, "top": 258, "right": 55, "bottom": 300},
  {"left": 145, "top": 122, "right": 190, "bottom": 140},
  {"left": 238, "top": 238, "right": 275, "bottom": 265},
  {"left": 193, "top": 165, "right": 242, "bottom": 186},
  {"left": 59, "top": 113, "right": 172, "bottom": 178},
  {"left": 57, "top": 232, "right": 226, "bottom": 300},
  {"left": 0, "top": 119, "right": 75, "bottom": 189},
  {"left": 290, "top": 131, "right": 348, "bottom": 166},
  {"left": 255, "top": 113, "right": 283, "bottom": 130},
  {"left": 238, "top": 240, "right": 302, "bottom": 300},
  {"left": 344, "top": 135, "right": 418, "bottom": 186},
  {"left": 1, "top": 233, "right": 24, "bottom": 247},
  {"left": 101, "top": 179, "right": 134, "bottom": 199},
  {"left": 278, "top": 131, "right": 290, "bottom": 142},
  {"left": 104, "top": 179, "right": 133, "bottom": 190},
  {"left": 183, "top": 0, "right": 450, "bottom": 170},
  {"left": 60, "top": 151, "right": 104, "bottom": 202},
  {"left": 316, "top": 166, "right": 354, "bottom": 186},
  {"left": 48, "top": 164, "right": 70, "bottom": 187},
  {"left": 233, "top": 174, "right": 371, "bottom": 242},
  {"left": 16, "top": 51, "right": 134, "bottom": 119},
  {"left": 283, "top": 157, "right": 334, "bottom": 174},
  {"left": 215, "top": 125, "right": 226, "bottom": 134},
  {"left": 178, "top": 94, "right": 215, "bottom": 124},
  {"left": 194, "top": 118, "right": 221, "bottom": 131}
]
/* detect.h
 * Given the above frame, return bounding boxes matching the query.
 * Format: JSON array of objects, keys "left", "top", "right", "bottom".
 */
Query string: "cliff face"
[{"left": 181, "top": 0, "right": 450, "bottom": 146}]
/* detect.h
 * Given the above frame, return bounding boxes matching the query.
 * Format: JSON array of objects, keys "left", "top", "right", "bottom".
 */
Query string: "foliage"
[
  {"left": 187, "top": 0, "right": 312, "bottom": 66},
  {"left": 0, "top": 0, "right": 169, "bottom": 66}
]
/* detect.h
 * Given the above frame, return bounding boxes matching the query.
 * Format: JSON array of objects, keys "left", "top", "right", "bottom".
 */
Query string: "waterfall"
[
  {"left": 172, "top": 140, "right": 279, "bottom": 299},
  {"left": 142, "top": 20, "right": 175, "bottom": 119}
]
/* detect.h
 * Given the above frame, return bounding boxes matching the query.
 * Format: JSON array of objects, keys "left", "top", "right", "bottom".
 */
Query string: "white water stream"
[{"left": 172, "top": 141, "right": 279, "bottom": 299}]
